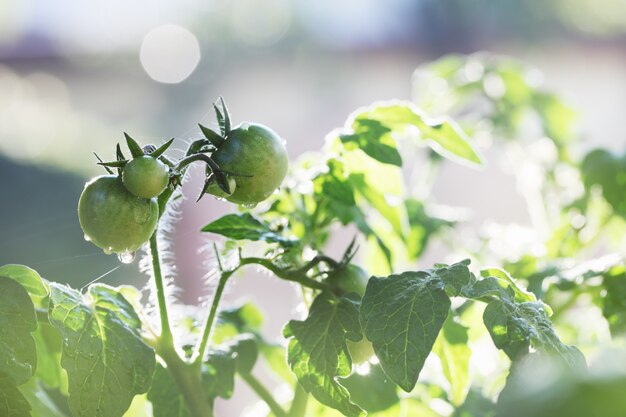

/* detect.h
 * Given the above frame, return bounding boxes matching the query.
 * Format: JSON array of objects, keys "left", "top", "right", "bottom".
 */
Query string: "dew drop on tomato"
[
  {"left": 117, "top": 251, "right": 136, "bottom": 264},
  {"left": 83, "top": 234, "right": 91, "bottom": 242}
]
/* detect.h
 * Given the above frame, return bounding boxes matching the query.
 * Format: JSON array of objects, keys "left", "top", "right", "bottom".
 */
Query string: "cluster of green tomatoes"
[{"left": 78, "top": 99, "right": 288, "bottom": 260}]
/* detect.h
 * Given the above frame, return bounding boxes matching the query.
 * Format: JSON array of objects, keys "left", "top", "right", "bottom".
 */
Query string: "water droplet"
[
  {"left": 103, "top": 247, "right": 113, "bottom": 255},
  {"left": 241, "top": 203, "right": 257, "bottom": 209},
  {"left": 83, "top": 234, "right": 91, "bottom": 242},
  {"left": 117, "top": 251, "right": 136, "bottom": 264}
]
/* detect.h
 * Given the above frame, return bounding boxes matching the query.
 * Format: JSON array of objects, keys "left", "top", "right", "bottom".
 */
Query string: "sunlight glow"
[{"left": 140, "top": 24, "right": 200, "bottom": 84}]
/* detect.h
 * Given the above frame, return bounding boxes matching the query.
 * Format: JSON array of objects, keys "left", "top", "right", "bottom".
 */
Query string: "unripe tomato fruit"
[
  {"left": 348, "top": 339, "right": 375, "bottom": 364},
  {"left": 122, "top": 155, "right": 169, "bottom": 199},
  {"left": 328, "top": 264, "right": 370, "bottom": 297},
  {"left": 78, "top": 175, "right": 159, "bottom": 254},
  {"left": 209, "top": 123, "right": 288, "bottom": 205}
]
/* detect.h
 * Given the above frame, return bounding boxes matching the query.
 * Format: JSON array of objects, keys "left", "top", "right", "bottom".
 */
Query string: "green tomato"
[
  {"left": 122, "top": 155, "right": 169, "bottom": 199},
  {"left": 78, "top": 175, "right": 159, "bottom": 254},
  {"left": 348, "top": 339, "right": 375, "bottom": 365},
  {"left": 328, "top": 264, "right": 370, "bottom": 297},
  {"left": 210, "top": 123, "right": 288, "bottom": 205}
]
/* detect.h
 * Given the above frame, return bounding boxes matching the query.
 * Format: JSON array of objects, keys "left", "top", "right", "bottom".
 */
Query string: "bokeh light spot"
[{"left": 140, "top": 24, "right": 200, "bottom": 84}]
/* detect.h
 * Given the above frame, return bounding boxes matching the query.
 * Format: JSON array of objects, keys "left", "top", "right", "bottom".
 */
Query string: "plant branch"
[
  {"left": 288, "top": 384, "right": 308, "bottom": 417},
  {"left": 150, "top": 232, "right": 173, "bottom": 347},
  {"left": 240, "top": 372, "right": 288, "bottom": 417},
  {"left": 239, "top": 257, "right": 331, "bottom": 291},
  {"left": 193, "top": 270, "right": 234, "bottom": 366},
  {"left": 158, "top": 344, "right": 214, "bottom": 417}
]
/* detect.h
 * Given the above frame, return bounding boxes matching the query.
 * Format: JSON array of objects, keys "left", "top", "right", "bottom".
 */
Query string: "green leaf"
[
  {"left": 0, "top": 374, "right": 31, "bottom": 417},
  {"left": 199, "top": 124, "right": 225, "bottom": 148},
  {"left": 147, "top": 365, "right": 191, "bottom": 417},
  {"left": 283, "top": 293, "right": 365, "bottom": 417},
  {"left": 451, "top": 389, "right": 496, "bottom": 417},
  {"left": 20, "top": 379, "right": 66, "bottom": 417},
  {"left": 124, "top": 132, "right": 144, "bottom": 158},
  {"left": 202, "top": 213, "right": 295, "bottom": 246},
  {"left": 319, "top": 173, "right": 356, "bottom": 207},
  {"left": 0, "top": 276, "right": 38, "bottom": 385},
  {"left": 405, "top": 199, "right": 453, "bottom": 260},
  {"left": 435, "top": 259, "right": 472, "bottom": 297},
  {"left": 48, "top": 283, "right": 156, "bottom": 417},
  {"left": 582, "top": 149, "right": 626, "bottom": 218},
  {"left": 32, "top": 323, "right": 63, "bottom": 389},
  {"left": 483, "top": 299, "right": 584, "bottom": 367},
  {"left": 212, "top": 303, "right": 264, "bottom": 344},
  {"left": 433, "top": 314, "right": 470, "bottom": 405},
  {"left": 226, "top": 335, "right": 258, "bottom": 375},
  {"left": 148, "top": 350, "right": 237, "bottom": 417},
  {"left": 259, "top": 342, "right": 294, "bottom": 384},
  {"left": 480, "top": 268, "right": 536, "bottom": 303},
  {"left": 340, "top": 120, "right": 402, "bottom": 166},
  {"left": 348, "top": 174, "right": 404, "bottom": 237},
  {"left": 150, "top": 138, "right": 175, "bottom": 158},
  {"left": 342, "top": 364, "right": 398, "bottom": 413},
  {"left": 201, "top": 350, "right": 237, "bottom": 403},
  {"left": 601, "top": 265, "right": 626, "bottom": 335},
  {"left": 0, "top": 264, "right": 48, "bottom": 297},
  {"left": 349, "top": 102, "right": 483, "bottom": 167},
  {"left": 360, "top": 270, "right": 450, "bottom": 392}
]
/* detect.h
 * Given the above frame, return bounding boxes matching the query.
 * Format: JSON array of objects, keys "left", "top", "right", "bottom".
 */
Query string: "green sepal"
[
  {"left": 150, "top": 138, "right": 175, "bottom": 158},
  {"left": 116, "top": 143, "right": 126, "bottom": 161},
  {"left": 124, "top": 132, "right": 144, "bottom": 158},
  {"left": 199, "top": 123, "right": 225, "bottom": 148},
  {"left": 93, "top": 152, "right": 114, "bottom": 174},
  {"left": 97, "top": 160, "right": 129, "bottom": 168},
  {"left": 213, "top": 97, "right": 231, "bottom": 136}
]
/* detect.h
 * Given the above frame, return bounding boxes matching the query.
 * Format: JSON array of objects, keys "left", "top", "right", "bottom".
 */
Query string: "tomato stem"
[
  {"left": 149, "top": 232, "right": 174, "bottom": 347},
  {"left": 288, "top": 383, "right": 308, "bottom": 417},
  {"left": 158, "top": 343, "right": 214, "bottom": 417},
  {"left": 239, "top": 256, "right": 332, "bottom": 291},
  {"left": 193, "top": 269, "right": 234, "bottom": 367},
  {"left": 240, "top": 371, "right": 288, "bottom": 417}
]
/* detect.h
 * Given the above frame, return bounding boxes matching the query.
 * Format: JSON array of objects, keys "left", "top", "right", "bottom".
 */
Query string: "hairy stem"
[
  {"left": 239, "top": 257, "right": 331, "bottom": 291},
  {"left": 193, "top": 270, "right": 234, "bottom": 366},
  {"left": 288, "top": 384, "right": 308, "bottom": 417},
  {"left": 150, "top": 232, "right": 173, "bottom": 347},
  {"left": 240, "top": 372, "right": 288, "bottom": 417},
  {"left": 158, "top": 344, "right": 214, "bottom": 417}
]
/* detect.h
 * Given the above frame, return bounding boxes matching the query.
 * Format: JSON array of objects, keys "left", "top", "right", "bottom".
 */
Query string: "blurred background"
[{"left": 1, "top": 0, "right": 625, "bottom": 415}]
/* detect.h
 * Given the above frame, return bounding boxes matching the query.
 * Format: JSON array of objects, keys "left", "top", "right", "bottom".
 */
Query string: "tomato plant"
[{"left": 2, "top": 54, "right": 626, "bottom": 417}]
